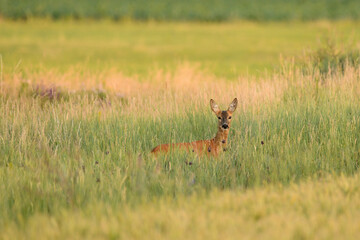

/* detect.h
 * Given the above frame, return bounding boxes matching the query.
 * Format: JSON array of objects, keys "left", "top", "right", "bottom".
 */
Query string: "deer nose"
[{"left": 222, "top": 124, "right": 229, "bottom": 129}]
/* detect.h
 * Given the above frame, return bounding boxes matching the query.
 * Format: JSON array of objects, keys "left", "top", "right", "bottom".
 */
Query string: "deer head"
[{"left": 210, "top": 98, "right": 238, "bottom": 130}]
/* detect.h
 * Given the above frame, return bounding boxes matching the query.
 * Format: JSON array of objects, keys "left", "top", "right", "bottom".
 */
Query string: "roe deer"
[{"left": 151, "top": 98, "right": 238, "bottom": 156}]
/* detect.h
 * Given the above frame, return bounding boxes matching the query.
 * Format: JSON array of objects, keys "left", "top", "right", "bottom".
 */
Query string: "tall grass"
[
  {"left": 1, "top": 62, "right": 360, "bottom": 234},
  {"left": 3, "top": 174, "right": 360, "bottom": 240},
  {"left": 299, "top": 38, "right": 360, "bottom": 77}
]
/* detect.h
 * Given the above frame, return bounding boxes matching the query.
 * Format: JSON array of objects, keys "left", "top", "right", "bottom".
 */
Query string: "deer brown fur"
[{"left": 151, "top": 98, "right": 238, "bottom": 157}]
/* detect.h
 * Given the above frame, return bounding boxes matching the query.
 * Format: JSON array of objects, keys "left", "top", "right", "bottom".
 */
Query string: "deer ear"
[
  {"left": 228, "top": 98, "right": 238, "bottom": 113},
  {"left": 210, "top": 99, "right": 221, "bottom": 114}
]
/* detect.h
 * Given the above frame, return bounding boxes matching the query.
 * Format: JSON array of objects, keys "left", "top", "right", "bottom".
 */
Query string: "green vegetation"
[
  {"left": 1, "top": 21, "right": 360, "bottom": 78},
  {"left": 307, "top": 39, "right": 360, "bottom": 76},
  {"left": 2, "top": 60, "right": 360, "bottom": 239},
  {"left": 1, "top": 20, "right": 360, "bottom": 239},
  {"left": 1, "top": 0, "right": 360, "bottom": 21},
  {"left": 3, "top": 174, "right": 360, "bottom": 239}
]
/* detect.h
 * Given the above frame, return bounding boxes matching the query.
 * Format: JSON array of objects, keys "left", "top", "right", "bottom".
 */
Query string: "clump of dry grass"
[
  {"left": 3, "top": 62, "right": 360, "bottom": 116},
  {"left": 2, "top": 64, "right": 288, "bottom": 115}
]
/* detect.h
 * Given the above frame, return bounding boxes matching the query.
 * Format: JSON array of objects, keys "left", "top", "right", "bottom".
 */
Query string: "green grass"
[
  {"left": 2, "top": 63, "right": 360, "bottom": 238},
  {"left": 3, "top": 174, "right": 360, "bottom": 240},
  {"left": 2, "top": 21, "right": 360, "bottom": 239},
  {"left": 1, "top": 20, "right": 360, "bottom": 79}
]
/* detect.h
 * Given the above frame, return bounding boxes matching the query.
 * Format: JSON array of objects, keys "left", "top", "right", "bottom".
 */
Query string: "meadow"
[{"left": 1, "top": 20, "right": 360, "bottom": 239}]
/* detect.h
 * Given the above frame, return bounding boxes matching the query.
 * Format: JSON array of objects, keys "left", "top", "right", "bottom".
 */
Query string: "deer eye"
[
  {"left": 228, "top": 116, "right": 232, "bottom": 119},
  {"left": 218, "top": 117, "right": 221, "bottom": 120}
]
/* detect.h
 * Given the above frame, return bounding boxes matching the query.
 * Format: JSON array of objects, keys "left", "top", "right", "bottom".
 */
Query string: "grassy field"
[
  {"left": 1, "top": 21, "right": 360, "bottom": 239},
  {"left": 3, "top": 174, "right": 360, "bottom": 240},
  {"left": 1, "top": 20, "right": 360, "bottom": 78}
]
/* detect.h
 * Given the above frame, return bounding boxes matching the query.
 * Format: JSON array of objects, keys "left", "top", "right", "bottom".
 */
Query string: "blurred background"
[
  {"left": 2, "top": 0, "right": 360, "bottom": 21},
  {"left": 0, "top": 0, "right": 360, "bottom": 81}
]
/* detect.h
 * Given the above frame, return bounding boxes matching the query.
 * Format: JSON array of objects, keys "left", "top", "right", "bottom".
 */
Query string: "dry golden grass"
[
  {"left": 3, "top": 63, "right": 290, "bottom": 117},
  {"left": 4, "top": 62, "right": 360, "bottom": 116}
]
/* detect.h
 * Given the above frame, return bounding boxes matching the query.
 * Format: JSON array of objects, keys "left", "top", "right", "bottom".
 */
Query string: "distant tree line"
[{"left": 1, "top": 0, "right": 359, "bottom": 21}]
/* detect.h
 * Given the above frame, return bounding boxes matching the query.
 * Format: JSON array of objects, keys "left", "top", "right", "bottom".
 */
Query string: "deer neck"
[{"left": 213, "top": 127, "right": 229, "bottom": 146}]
